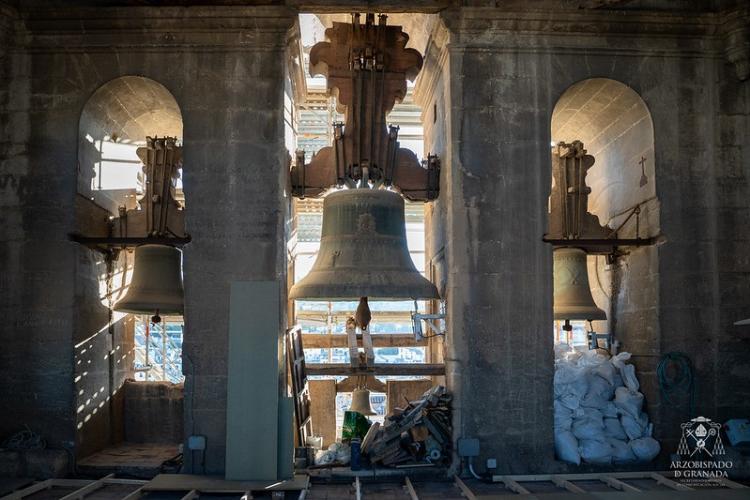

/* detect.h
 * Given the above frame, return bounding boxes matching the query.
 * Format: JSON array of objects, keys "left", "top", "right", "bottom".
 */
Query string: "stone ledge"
[{"left": 20, "top": 5, "right": 297, "bottom": 50}]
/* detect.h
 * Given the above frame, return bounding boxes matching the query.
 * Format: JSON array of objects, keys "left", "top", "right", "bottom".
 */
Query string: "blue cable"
[{"left": 657, "top": 352, "right": 695, "bottom": 417}]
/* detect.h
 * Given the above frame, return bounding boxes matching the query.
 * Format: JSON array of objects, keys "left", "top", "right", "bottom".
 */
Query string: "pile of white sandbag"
[{"left": 554, "top": 346, "right": 660, "bottom": 465}]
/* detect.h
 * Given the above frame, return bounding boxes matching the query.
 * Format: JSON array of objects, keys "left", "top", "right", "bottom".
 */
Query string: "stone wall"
[
  {"left": 0, "top": 5, "right": 295, "bottom": 474},
  {"left": 123, "top": 380, "right": 184, "bottom": 444},
  {"left": 0, "top": 1, "right": 78, "bottom": 452},
  {"left": 417, "top": 5, "right": 750, "bottom": 473}
]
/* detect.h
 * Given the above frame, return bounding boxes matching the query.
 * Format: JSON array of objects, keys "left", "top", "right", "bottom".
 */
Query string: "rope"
[
  {"left": 657, "top": 352, "right": 695, "bottom": 417},
  {"left": 1, "top": 426, "right": 46, "bottom": 450}
]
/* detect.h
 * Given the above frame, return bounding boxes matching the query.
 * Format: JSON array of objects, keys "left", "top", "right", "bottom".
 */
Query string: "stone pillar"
[
  {"left": 417, "top": 16, "right": 555, "bottom": 474},
  {"left": 418, "top": 4, "right": 750, "bottom": 473},
  {"left": 0, "top": 5, "right": 295, "bottom": 473},
  {"left": 180, "top": 10, "right": 295, "bottom": 474},
  {"left": 0, "top": 2, "right": 78, "bottom": 452}
]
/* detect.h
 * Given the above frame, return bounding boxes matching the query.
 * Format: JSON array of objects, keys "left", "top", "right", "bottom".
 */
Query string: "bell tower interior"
[{"left": 1, "top": 0, "right": 749, "bottom": 495}]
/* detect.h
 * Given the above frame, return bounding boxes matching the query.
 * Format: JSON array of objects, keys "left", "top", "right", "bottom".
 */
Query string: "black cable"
[{"left": 657, "top": 352, "right": 695, "bottom": 417}]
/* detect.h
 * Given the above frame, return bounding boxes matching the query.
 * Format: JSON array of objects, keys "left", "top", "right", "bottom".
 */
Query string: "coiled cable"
[{"left": 657, "top": 352, "right": 695, "bottom": 417}]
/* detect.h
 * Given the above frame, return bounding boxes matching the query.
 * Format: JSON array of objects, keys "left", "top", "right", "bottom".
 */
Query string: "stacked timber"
[{"left": 363, "top": 385, "right": 451, "bottom": 466}]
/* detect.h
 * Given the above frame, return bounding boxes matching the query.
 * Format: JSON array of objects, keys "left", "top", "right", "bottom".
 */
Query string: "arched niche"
[
  {"left": 551, "top": 78, "right": 660, "bottom": 345},
  {"left": 78, "top": 76, "right": 183, "bottom": 213}
]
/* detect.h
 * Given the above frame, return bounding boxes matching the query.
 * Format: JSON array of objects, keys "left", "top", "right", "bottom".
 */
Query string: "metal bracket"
[
  {"left": 588, "top": 330, "right": 613, "bottom": 351},
  {"left": 411, "top": 300, "right": 446, "bottom": 341}
]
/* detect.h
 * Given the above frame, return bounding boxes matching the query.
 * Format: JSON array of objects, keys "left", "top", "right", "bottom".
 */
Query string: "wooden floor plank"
[
  {"left": 453, "top": 475, "right": 477, "bottom": 500},
  {"left": 404, "top": 476, "right": 419, "bottom": 500},
  {"left": 143, "top": 474, "right": 309, "bottom": 493},
  {"left": 600, "top": 475, "right": 642, "bottom": 493}
]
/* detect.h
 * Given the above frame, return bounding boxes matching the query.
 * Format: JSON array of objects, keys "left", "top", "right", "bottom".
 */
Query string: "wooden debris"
[{"left": 364, "top": 386, "right": 451, "bottom": 467}]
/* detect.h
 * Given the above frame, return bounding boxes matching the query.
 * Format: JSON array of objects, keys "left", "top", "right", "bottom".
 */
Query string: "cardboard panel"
[{"left": 226, "top": 281, "right": 280, "bottom": 480}]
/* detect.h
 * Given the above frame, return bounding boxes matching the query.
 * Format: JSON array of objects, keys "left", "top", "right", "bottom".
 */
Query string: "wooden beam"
[
  {"left": 495, "top": 476, "right": 531, "bottom": 495},
  {"left": 354, "top": 476, "right": 362, "bottom": 500},
  {"left": 60, "top": 474, "right": 115, "bottom": 500},
  {"left": 404, "top": 476, "right": 419, "bottom": 500},
  {"left": 551, "top": 476, "right": 586, "bottom": 494},
  {"left": 600, "top": 476, "right": 641, "bottom": 493},
  {"left": 650, "top": 472, "right": 692, "bottom": 491},
  {"left": 717, "top": 477, "right": 750, "bottom": 489},
  {"left": 3, "top": 480, "right": 54, "bottom": 500},
  {"left": 122, "top": 487, "right": 144, "bottom": 500},
  {"left": 453, "top": 475, "right": 477, "bottom": 500},
  {"left": 306, "top": 363, "right": 445, "bottom": 376},
  {"left": 302, "top": 333, "right": 425, "bottom": 349}
]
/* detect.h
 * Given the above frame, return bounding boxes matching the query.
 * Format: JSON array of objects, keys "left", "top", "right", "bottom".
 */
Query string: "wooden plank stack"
[{"left": 362, "top": 386, "right": 452, "bottom": 467}]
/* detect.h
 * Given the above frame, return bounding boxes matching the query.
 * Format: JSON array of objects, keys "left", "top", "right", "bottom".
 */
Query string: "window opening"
[{"left": 134, "top": 315, "right": 185, "bottom": 383}]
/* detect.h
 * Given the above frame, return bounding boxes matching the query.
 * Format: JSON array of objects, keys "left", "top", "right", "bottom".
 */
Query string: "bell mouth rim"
[
  {"left": 553, "top": 312, "right": 607, "bottom": 321},
  {"left": 324, "top": 188, "right": 403, "bottom": 199}
]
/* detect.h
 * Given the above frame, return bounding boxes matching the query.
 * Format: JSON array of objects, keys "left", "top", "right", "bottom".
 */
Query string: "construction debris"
[{"left": 364, "top": 386, "right": 451, "bottom": 467}]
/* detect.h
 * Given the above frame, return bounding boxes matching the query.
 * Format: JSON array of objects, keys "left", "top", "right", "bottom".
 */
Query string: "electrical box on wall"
[
  {"left": 188, "top": 435, "right": 206, "bottom": 451},
  {"left": 458, "top": 437, "right": 480, "bottom": 457}
]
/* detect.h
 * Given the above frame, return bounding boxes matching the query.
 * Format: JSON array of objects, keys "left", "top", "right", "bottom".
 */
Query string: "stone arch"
[
  {"left": 550, "top": 77, "right": 660, "bottom": 346},
  {"left": 78, "top": 75, "right": 183, "bottom": 213}
]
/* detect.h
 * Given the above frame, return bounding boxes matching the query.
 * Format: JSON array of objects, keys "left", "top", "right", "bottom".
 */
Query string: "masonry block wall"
[
  {"left": 0, "top": 5, "right": 294, "bottom": 474},
  {"left": 418, "top": 5, "right": 750, "bottom": 473}
]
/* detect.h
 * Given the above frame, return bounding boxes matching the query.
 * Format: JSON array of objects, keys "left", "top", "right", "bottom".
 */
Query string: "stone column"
[
  {"left": 179, "top": 9, "right": 296, "bottom": 474},
  {"left": 0, "top": 2, "right": 78, "bottom": 452},
  {"left": 417, "top": 15, "right": 555, "bottom": 474}
]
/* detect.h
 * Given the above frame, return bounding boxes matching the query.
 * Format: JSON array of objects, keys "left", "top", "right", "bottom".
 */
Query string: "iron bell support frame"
[
  {"left": 70, "top": 136, "right": 189, "bottom": 322},
  {"left": 545, "top": 141, "right": 664, "bottom": 350},
  {"left": 289, "top": 14, "right": 443, "bottom": 395}
]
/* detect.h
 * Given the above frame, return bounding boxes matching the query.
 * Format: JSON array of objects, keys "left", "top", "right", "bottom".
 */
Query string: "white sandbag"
[
  {"left": 620, "top": 413, "right": 645, "bottom": 440},
  {"left": 314, "top": 449, "right": 336, "bottom": 465},
  {"left": 630, "top": 437, "right": 660, "bottom": 462},
  {"left": 329, "top": 442, "right": 351, "bottom": 464},
  {"left": 579, "top": 439, "right": 612, "bottom": 464},
  {"left": 554, "top": 400, "right": 573, "bottom": 431},
  {"left": 614, "top": 387, "right": 644, "bottom": 417},
  {"left": 603, "top": 417, "right": 628, "bottom": 440},
  {"left": 610, "top": 351, "right": 632, "bottom": 369},
  {"left": 601, "top": 402, "right": 618, "bottom": 418},
  {"left": 609, "top": 438, "right": 637, "bottom": 464},
  {"left": 572, "top": 410, "right": 605, "bottom": 441},
  {"left": 581, "top": 375, "right": 615, "bottom": 409},
  {"left": 554, "top": 365, "right": 589, "bottom": 401},
  {"left": 578, "top": 349, "right": 610, "bottom": 368},
  {"left": 619, "top": 363, "right": 640, "bottom": 392},
  {"left": 593, "top": 360, "right": 617, "bottom": 386},
  {"left": 558, "top": 393, "right": 581, "bottom": 411},
  {"left": 555, "top": 431, "right": 581, "bottom": 465},
  {"left": 637, "top": 411, "right": 649, "bottom": 429},
  {"left": 554, "top": 343, "right": 572, "bottom": 360}
]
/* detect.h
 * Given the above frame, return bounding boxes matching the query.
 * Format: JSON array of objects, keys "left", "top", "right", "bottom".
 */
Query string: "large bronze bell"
[
  {"left": 349, "top": 388, "right": 376, "bottom": 416},
  {"left": 114, "top": 244, "right": 185, "bottom": 316},
  {"left": 553, "top": 247, "right": 606, "bottom": 322},
  {"left": 289, "top": 189, "right": 439, "bottom": 300}
]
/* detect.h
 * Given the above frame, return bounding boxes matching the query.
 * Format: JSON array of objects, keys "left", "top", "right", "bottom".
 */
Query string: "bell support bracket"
[
  {"left": 70, "top": 136, "right": 189, "bottom": 251},
  {"left": 290, "top": 13, "right": 440, "bottom": 202},
  {"left": 545, "top": 140, "right": 663, "bottom": 260}
]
